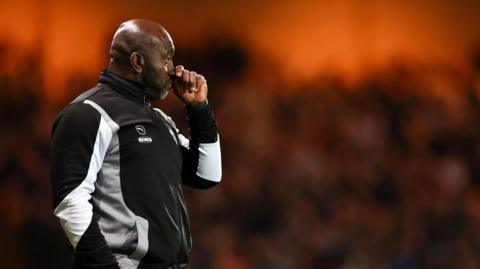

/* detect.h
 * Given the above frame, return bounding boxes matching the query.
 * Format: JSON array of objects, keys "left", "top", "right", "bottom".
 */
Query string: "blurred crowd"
[{"left": 2, "top": 37, "right": 480, "bottom": 269}]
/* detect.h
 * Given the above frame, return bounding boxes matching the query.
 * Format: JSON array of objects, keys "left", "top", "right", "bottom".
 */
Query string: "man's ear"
[{"left": 130, "top": 52, "right": 144, "bottom": 74}]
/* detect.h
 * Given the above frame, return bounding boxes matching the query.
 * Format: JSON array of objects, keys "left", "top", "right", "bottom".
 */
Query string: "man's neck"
[{"left": 107, "top": 61, "right": 138, "bottom": 82}]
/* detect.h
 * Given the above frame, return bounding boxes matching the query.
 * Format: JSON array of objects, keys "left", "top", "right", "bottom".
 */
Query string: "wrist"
[{"left": 185, "top": 100, "right": 208, "bottom": 111}]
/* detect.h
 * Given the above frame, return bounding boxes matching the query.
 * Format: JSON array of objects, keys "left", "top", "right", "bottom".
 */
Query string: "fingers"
[
  {"left": 174, "top": 65, "right": 206, "bottom": 93},
  {"left": 196, "top": 74, "right": 204, "bottom": 88},
  {"left": 184, "top": 71, "right": 196, "bottom": 92},
  {"left": 196, "top": 75, "right": 207, "bottom": 91},
  {"left": 172, "top": 65, "right": 208, "bottom": 105},
  {"left": 175, "top": 65, "right": 184, "bottom": 77},
  {"left": 189, "top": 71, "right": 197, "bottom": 92}
]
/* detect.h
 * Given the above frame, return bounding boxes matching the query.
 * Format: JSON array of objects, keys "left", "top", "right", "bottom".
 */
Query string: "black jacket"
[{"left": 50, "top": 70, "right": 222, "bottom": 269}]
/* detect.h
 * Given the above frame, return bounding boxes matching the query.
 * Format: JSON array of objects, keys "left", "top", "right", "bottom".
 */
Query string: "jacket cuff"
[{"left": 185, "top": 100, "right": 218, "bottom": 143}]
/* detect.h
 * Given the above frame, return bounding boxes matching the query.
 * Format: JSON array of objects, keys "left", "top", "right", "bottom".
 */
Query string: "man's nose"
[{"left": 167, "top": 61, "right": 175, "bottom": 75}]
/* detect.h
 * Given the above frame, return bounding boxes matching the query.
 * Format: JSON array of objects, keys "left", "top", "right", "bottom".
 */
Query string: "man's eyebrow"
[{"left": 163, "top": 45, "right": 175, "bottom": 58}]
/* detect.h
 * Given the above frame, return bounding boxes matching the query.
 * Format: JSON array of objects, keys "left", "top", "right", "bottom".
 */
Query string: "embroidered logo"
[
  {"left": 135, "top": 125, "right": 146, "bottom": 135},
  {"left": 135, "top": 125, "right": 152, "bottom": 143},
  {"left": 138, "top": 137, "right": 153, "bottom": 143}
]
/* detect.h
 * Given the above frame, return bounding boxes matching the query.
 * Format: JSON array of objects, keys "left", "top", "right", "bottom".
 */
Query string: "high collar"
[{"left": 99, "top": 69, "right": 151, "bottom": 106}]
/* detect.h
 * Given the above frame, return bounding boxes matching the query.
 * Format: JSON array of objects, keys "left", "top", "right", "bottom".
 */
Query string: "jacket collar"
[{"left": 99, "top": 69, "right": 151, "bottom": 106}]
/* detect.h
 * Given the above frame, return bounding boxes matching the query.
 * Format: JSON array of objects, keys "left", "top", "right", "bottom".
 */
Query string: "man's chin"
[
  {"left": 145, "top": 87, "right": 169, "bottom": 101},
  {"left": 158, "top": 90, "right": 169, "bottom": 100}
]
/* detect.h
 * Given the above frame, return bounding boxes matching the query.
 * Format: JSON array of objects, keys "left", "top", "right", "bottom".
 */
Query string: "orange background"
[
  {"left": 1, "top": 0, "right": 480, "bottom": 101},
  {"left": 3, "top": 1, "right": 480, "bottom": 268}
]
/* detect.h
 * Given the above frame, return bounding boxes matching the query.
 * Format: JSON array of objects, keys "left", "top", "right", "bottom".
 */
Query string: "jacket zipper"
[{"left": 144, "top": 94, "right": 184, "bottom": 266}]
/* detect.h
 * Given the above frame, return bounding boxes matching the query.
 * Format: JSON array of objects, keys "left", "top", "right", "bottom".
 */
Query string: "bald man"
[{"left": 50, "top": 19, "right": 222, "bottom": 269}]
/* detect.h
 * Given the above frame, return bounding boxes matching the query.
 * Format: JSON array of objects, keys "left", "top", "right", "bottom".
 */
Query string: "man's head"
[{"left": 108, "top": 19, "right": 175, "bottom": 100}]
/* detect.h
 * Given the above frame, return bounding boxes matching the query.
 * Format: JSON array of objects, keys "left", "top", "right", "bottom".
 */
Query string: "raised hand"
[{"left": 171, "top": 65, "right": 208, "bottom": 107}]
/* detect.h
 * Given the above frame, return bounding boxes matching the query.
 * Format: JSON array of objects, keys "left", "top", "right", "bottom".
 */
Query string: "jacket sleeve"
[
  {"left": 157, "top": 101, "right": 222, "bottom": 189},
  {"left": 50, "top": 102, "right": 119, "bottom": 268},
  {"left": 180, "top": 101, "right": 222, "bottom": 189}
]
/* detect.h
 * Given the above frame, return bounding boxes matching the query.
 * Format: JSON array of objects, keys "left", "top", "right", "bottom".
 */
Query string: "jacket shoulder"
[{"left": 51, "top": 100, "right": 102, "bottom": 138}]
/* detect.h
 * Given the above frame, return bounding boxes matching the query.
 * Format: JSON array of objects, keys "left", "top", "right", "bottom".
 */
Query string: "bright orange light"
[{"left": 0, "top": 0, "right": 479, "bottom": 102}]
